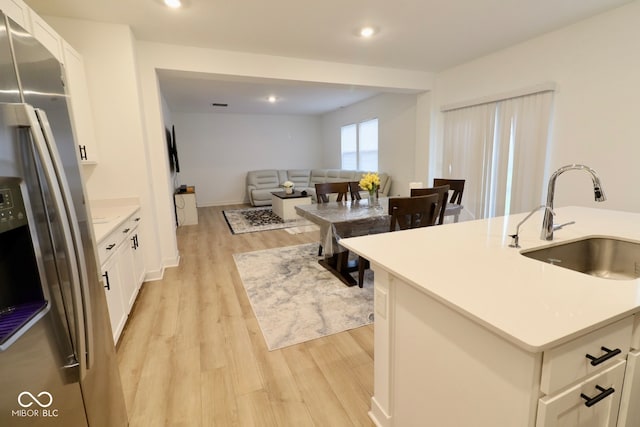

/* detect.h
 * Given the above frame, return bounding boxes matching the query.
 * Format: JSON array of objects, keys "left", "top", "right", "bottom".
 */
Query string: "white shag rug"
[{"left": 233, "top": 243, "right": 374, "bottom": 350}]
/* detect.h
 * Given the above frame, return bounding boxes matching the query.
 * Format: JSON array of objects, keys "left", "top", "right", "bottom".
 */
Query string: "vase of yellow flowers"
[{"left": 359, "top": 172, "right": 380, "bottom": 208}]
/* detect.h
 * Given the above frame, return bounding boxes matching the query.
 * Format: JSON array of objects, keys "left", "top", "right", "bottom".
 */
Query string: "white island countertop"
[{"left": 339, "top": 206, "right": 640, "bottom": 352}]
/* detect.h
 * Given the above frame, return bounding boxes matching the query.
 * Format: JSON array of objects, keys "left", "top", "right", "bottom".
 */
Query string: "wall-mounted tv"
[{"left": 165, "top": 125, "right": 180, "bottom": 173}]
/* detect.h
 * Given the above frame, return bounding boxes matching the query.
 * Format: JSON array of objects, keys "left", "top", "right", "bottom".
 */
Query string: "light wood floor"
[{"left": 116, "top": 205, "right": 375, "bottom": 426}]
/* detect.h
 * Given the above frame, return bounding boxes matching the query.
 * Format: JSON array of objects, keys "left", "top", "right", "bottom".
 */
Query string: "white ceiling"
[
  {"left": 25, "top": 0, "right": 632, "bottom": 114},
  {"left": 155, "top": 70, "right": 392, "bottom": 115}
]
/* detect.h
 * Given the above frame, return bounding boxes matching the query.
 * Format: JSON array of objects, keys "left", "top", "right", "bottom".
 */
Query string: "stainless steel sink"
[{"left": 521, "top": 237, "right": 640, "bottom": 280}]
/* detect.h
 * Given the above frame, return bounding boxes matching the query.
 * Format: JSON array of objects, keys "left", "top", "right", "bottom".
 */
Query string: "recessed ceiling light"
[
  {"left": 164, "top": 0, "right": 182, "bottom": 9},
  {"left": 268, "top": 95, "right": 277, "bottom": 103},
  {"left": 360, "top": 27, "right": 376, "bottom": 38}
]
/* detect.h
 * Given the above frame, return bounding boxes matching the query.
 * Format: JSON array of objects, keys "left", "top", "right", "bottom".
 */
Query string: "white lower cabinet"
[
  {"left": 101, "top": 251, "right": 126, "bottom": 342},
  {"left": 537, "top": 360, "right": 626, "bottom": 427},
  {"left": 116, "top": 238, "right": 137, "bottom": 312},
  {"left": 374, "top": 274, "right": 638, "bottom": 427},
  {"left": 98, "top": 209, "right": 144, "bottom": 342},
  {"left": 130, "top": 217, "right": 145, "bottom": 287},
  {"left": 617, "top": 350, "right": 640, "bottom": 427}
]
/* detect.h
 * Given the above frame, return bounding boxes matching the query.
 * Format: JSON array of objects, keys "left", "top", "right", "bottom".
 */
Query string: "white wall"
[
  {"left": 173, "top": 112, "right": 322, "bottom": 205},
  {"left": 46, "top": 17, "right": 173, "bottom": 280},
  {"left": 321, "top": 93, "right": 421, "bottom": 196},
  {"left": 432, "top": 1, "right": 640, "bottom": 214},
  {"left": 134, "top": 41, "right": 434, "bottom": 267},
  {"left": 160, "top": 93, "right": 179, "bottom": 218},
  {"left": 44, "top": 15, "right": 434, "bottom": 279}
]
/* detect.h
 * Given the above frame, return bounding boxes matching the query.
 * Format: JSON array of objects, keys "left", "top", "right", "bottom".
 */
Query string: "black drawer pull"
[
  {"left": 106, "top": 243, "right": 116, "bottom": 250},
  {"left": 580, "top": 385, "right": 615, "bottom": 407},
  {"left": 102, "top": 272, "right": 110, "bottom": 290},
  {"left": 586, "top": 346, "right": 622, "bottom": 366},
  {"left": 134, "top": 217, "right": 141, "bottom": 222},
  {"left": 123, "top": 228, "right": 130, "bottom": 233}
]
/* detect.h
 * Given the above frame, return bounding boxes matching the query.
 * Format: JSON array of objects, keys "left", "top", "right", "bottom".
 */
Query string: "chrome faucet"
[{"left": 540, "top": 164, "right": 606, "bottom": 241}]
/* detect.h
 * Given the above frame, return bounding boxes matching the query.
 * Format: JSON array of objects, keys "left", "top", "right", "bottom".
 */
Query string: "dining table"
[
  {"left": 295, "top": 197, "right": 464, "bottom": 286},
  {"left": 295, "top": 197, "right": 391, "bottom": 286}
]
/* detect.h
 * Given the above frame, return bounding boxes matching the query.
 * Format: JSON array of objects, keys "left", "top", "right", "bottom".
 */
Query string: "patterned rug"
[
  {"left": 233, "top": 243, "right": 374, "bottom": 350},
  {"left": 222, "top": 206, "right": 316, "bottom": 234}
]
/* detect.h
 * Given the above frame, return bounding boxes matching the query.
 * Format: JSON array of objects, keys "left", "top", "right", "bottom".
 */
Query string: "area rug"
[
  {"left": 223, "top": 206, "right": 316, "bottom": 234},
  {"left": 233, "top": 243, "right": 374, "bottom": 350}
]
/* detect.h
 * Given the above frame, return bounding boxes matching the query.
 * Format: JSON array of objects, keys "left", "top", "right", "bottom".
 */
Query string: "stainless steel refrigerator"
[{"left": 0, "top": 11, "right": 128, "bottom": 426}]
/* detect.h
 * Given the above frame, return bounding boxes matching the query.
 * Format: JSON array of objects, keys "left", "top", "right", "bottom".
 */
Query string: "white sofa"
[{"left": 246, "top": 169, "right": 392, "bottom": 206}]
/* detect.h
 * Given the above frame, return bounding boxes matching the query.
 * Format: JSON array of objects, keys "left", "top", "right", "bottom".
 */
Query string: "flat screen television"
[{"left": 166, "top": 125, "right": 180, "bottom": 173}]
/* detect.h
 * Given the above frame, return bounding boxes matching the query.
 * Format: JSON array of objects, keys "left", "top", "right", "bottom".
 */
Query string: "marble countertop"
[
  {"left": 90, "top": 201, "right": 140, "bottom": 243},
  {"left": 339, "top": 206, "right": 640, "bottom": 352}
]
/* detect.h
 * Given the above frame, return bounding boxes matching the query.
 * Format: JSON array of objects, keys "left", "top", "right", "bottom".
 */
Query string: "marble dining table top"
[{"left": 295, "top": 197, "right": 391, "bottom": 256}]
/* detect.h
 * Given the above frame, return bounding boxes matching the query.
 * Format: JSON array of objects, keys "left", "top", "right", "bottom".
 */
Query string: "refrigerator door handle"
[
  {"left": 35, "top": 108, "right": 95, "bottom": 373},
  {"left": 21, "top": 105, "right": 91, "bottom": 379}
]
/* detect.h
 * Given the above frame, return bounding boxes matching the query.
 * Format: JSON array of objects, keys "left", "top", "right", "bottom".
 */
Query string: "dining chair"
[
  {"left": 389, "top": 194, "right": 439, "bottom": 230},
  {"left": 358, "top": 194, "right": 439, "bottom": 287},
  {"left": 347, "top": 181, "right": 362, "bottom": 200},
  {"left": 315, "top": 182, "right": 349, "bottom": 203},
  {"left": 433, "top": 178, "right": 465, "bottom": 223},
  {"left": 315, "top": 181, "right": 350, "bottom": 256},
  {"left": 433, "top": 178, "right": 465, "bottom": 205},
  {"left": 410, "top": 185, "right": 450, "bottom": 225}
]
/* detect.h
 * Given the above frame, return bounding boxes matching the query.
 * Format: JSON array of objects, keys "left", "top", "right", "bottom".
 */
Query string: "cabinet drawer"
[
  {"left": 536, "top": 359, "right": 626, "bottom": 427},
  {"left": 129, "top": 212, "right": 142, "bottom": 229},
  {"left": 97, "top": 222, "right": 134, "bottom": 264},
  {"left": 540, "top": 317, "right": 632, "bottom": 395},
  {"left": 98, "top": 229, "right": 121, "bottom": 265}
]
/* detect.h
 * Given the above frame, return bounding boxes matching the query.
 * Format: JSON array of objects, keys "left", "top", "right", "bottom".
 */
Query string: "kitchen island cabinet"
[{"left": 340, "top": 207, "right": 640, "bottom": 427}]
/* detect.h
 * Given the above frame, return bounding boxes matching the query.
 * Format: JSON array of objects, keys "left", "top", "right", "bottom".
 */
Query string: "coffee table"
[{"left": 270, "top": 191, "right": 312, "bottom": 221}]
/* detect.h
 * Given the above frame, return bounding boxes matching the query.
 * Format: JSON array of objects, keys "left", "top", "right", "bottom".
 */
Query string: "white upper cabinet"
[
  {"left": 28, "top": 8, "right": 63, "bottom": 61},
  {"left": 0, "top": 0, "right": 30, "bottom": 29},
  {"left": 62, "top": 41, "right": 100, "bottom": 164}
]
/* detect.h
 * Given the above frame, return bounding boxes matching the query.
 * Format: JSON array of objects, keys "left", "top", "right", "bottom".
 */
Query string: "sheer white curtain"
[
  {"left": 442, "top": 104, "right": 496, "bottom": 220},
  {"left": 442, "top": 90, "right": 553, "bottom": 220},
  {"left": 502, "top": 92, "right": 554, "bottom": 214}
]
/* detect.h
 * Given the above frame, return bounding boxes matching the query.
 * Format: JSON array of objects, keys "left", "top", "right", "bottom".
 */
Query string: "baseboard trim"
[
  {"left": 197, "top": 199, "right": 247, "bottom": 207},
  {"left": 369, "top": 396, "right": 391, "bottom": 427},
  {"left": 143, "top": 254, "right": 180, "bottom": 282}
]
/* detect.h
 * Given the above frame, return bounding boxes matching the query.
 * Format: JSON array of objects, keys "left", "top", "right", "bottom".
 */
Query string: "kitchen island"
[{"left": 340, "top": 206, "right": 640, "bottom": 427}]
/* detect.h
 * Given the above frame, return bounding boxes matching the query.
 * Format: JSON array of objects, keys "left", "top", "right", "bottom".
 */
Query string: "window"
[
  {"left": 442, "top": 90, "right": 553, "bottom": 220},
  {"left": 341, "top": 118, "right": 378, "bottom": 171}
]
